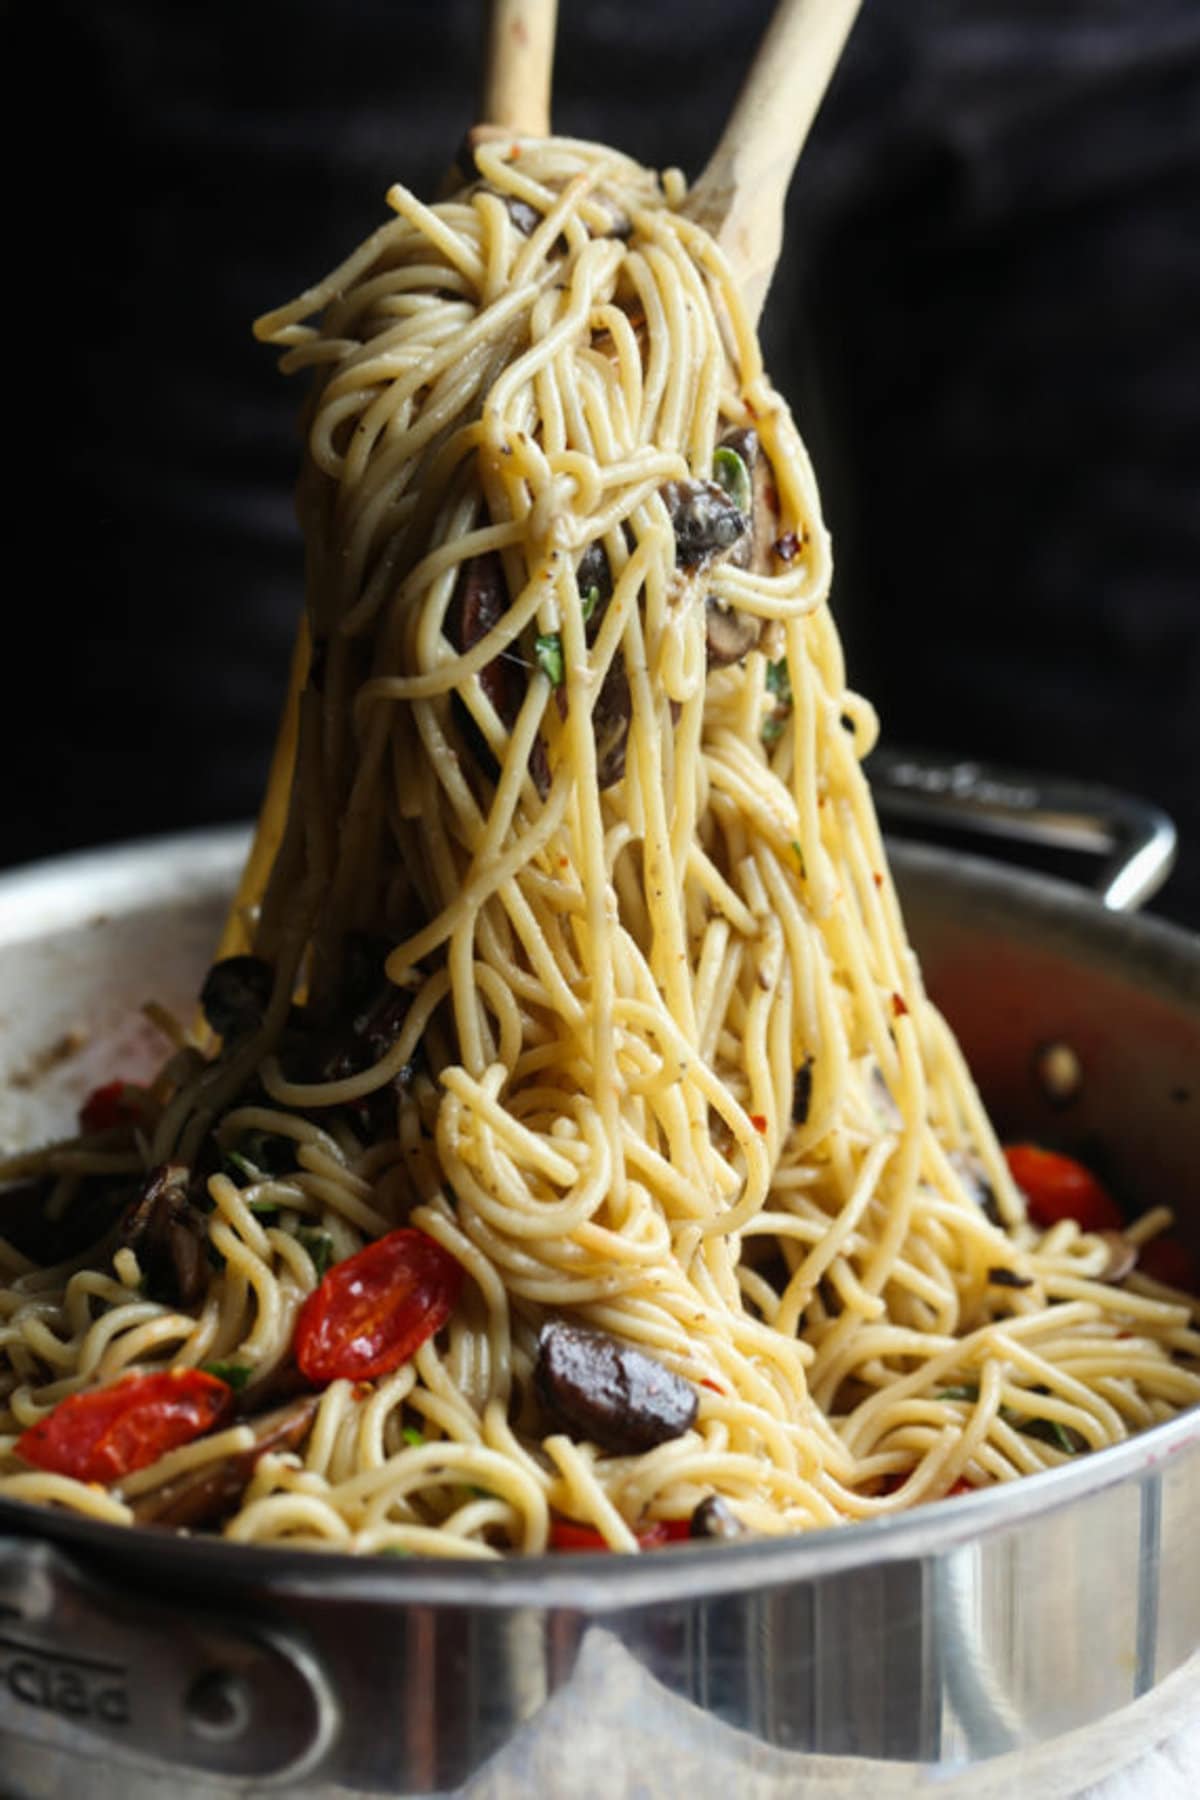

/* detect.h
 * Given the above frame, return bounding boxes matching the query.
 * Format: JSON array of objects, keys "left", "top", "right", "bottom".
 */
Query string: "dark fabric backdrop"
[{"left": 6, "top": 2, "right": 1199, "bottom": 924}]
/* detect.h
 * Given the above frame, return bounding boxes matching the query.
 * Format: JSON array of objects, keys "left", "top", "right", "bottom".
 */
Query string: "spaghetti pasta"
[{"left": 1, "top": 136, "right": 1197, "bottom": 1554}]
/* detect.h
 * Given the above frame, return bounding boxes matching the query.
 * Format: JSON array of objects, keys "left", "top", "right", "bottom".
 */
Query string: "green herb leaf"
[
  {"left": 294, "top": 1226, "right": 334, "bottom": 1280},
  {"left": 937, "top": 1385, "right": 980, "bottom": 1402},
  {"left": 202, "top": 1360, "right": 253, "bottom": 1392},
  {"left": 712, "top": 445, "right": 752, "bottom": 513},
  {"left": 791, "top": 841, "right": 807, "bottom": 880},
  {"left": 401, "top": 1425, "right": 425, "bottom": 1447},
  {"left": 765, "top": 658, "right": 792, "bottom": 703},
  {"left": 223, "top": 1150, "right": 260, "bottom": 1182},
  {"left": 1021, "top": 1416, "right": 1086, "bottom": 1454},
  {"left": 377, "top": 1545, "right": 412, "bottom": 1558},
  {"left": 247, "top": 1197, "right": 281, "bottom": 1219},
  {"left": 581, "top": 585, "right": 600, "bottom": 623},
  {"left": 761, "top": 713, "right": 786, "bottom": 746},
  {"left": 535, "top": 633, "right": 565, "bottom": 686}
]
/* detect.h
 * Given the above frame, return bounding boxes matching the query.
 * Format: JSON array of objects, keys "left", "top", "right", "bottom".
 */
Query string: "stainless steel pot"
[{"left": 0, "top": 797, "right": 1197, "bottom": 1800}]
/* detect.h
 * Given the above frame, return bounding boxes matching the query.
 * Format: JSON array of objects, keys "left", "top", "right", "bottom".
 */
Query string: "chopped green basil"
[
  {"left": 1021, "top": 1416, "right": 1087, "bottom": 1454},
  {"left": 581, "top": 584, "right": 600, "bottom": 623},
  {"left": 223, "top": 1150, "right": 260, "bottom": 1182},
  {"left": 401, "top": 1425, "right": 425, "bottom": 1447},
  {"left": 765, "top": 658, "right": 792, "bottom": 703},
  {"left": 791, "top": 841, "right": 807, "bottom": 879},
  {"left": 712, "top": 445, "right": 752, "bottom": 513},
  {"left": 535, "top": 632, "right": 565, "bottom": 686},
  {"left": 247, "top": 1197, "right": 281, "bottom": 1219},
  {"left": 294, "top": 1226, "right": 335, "bottom": 1280},
  {"left": 761, "top": 713, "right": 786, "bottom": 746},
  {"left": 202, "top": 1360, "right": 253, "bottom": 1392}
]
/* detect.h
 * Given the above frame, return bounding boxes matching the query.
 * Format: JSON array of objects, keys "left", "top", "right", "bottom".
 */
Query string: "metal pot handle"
[
  {"left": 0, "top": 1531, "right": 338, "bottom": 1782},
  {"left": 868, "top": 748, "right": 1177, "bottom": 914}
]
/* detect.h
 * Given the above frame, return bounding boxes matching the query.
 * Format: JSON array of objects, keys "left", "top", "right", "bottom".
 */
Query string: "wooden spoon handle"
[
  {"left": 685, "top": 0, "right": 862, "bottom": 321},
  {"left": 479, "top": 0, "right": 559, "bottom": 135}
]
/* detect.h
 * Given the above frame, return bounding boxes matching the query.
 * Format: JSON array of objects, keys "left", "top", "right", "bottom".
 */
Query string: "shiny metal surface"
[
  {"left": 870, "top": 748, "right": 1178, "bottom": 911},
  {"left": 0, "top": 823, "right": 1198, "bottom": 1798}
]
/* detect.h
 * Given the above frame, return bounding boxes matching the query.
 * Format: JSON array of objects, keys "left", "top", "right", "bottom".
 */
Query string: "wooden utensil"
[{"left": 684, "top": 0, "right": 863, "bottom": 321}]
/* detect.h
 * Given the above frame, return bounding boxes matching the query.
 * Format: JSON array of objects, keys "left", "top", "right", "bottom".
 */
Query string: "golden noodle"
[{"left": 1, "top": 136, "right": 1197, "bottom": 1553}]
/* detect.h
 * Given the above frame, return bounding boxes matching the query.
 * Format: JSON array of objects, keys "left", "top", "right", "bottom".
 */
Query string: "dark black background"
[{"left": 6, "top": 2, "right": 1199, "bottom": 923}]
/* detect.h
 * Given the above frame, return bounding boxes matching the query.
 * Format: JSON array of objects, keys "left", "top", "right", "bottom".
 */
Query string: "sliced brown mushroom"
[
  {"left": 119, "top": 1165, "right": 209, "bottom": 1309},
  {"left": 948, "top": 1150, "right": 1003, "bottom": 1227},
  {"left": 130, "top": 1393, "right": 320, "bottom": 1530},
  {"left": 592, "top": 654, "right": 632, "bottom": 787},
  {"left": 987, "top": 1265, "right": 1034, "bottom": 1290},
  {"left": 690, "top": 1494, "right": 747, "bottom": 1540},
  {"left": 447, "top": 550, "right": 550, "bottom": 798},
  {"left": 705, "top": 597, "right": 762, "bottom": 667},
  {"left": 535, "top": 1321, "right": 698, "bottom": 1454},
  {"left": 791, "top": 1056, "right": 815, "bottom": 1126},
  {"left": 660, "top": 478, "right": 749, "bottom": 570},
  {"left": 1098, "top": 1230, "right": 1138, "bottom": 1283},
  {"left": 199, "top": 956, "right": 275, "bottom": 1041}
]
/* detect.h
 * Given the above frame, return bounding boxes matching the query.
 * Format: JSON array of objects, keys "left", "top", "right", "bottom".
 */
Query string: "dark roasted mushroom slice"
[
  {"left": 1098, "top": 1230, "right": 1138, "bottom": 1283},
  {"left": 592, "top": 654, "right": 632, "bottom": 788},
  {"left": 535, "top": 1321, "right": 698, "bottom": 1454},
  {"left": 949, "top": 1151, "right": 1004, "bottom": 1228},
  {"left": 447, "top": 551, "right": 525, "bottom": 728},
  {"left": 705, "top": 597, "right": 762, "bottom": 667},
  {"left": 576, "top": 541, "right": 614, "bottom": 617},
  {"left": 661, "top": 478, "right": 750, "bottom": 570},
  {"left": 120, "top": 1165, "right": 210, "bottom": 1308},
  {"left": 130, "top": 1393, "right": 320, "bottom": 1530},
  {"left": 792, "top": 1056, "right": 814, "bottom": 1126},
  {"left": 200, "top": 956, "right": 275, "bottom": 1040},
  {"left": 690, "top": 1494, "right": 747, "bottom": 1540},
  {"left": 987, "top": 1266, "right": 1034, "bottom": 1290},
  {"left": 446, "top": 550, "right": 549, "bottom": 796}
]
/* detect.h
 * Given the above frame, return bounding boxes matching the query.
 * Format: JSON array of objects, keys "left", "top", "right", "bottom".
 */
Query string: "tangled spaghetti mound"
[{"left": 2, "top": 137, "right": 1198, "bottom": 1555}]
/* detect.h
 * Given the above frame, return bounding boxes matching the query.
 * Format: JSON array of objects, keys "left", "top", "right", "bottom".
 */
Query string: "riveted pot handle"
[
  {"left": 0, "top": 1532, "right": 338, "bottom": 1781},
  {"left": 868, "top": 749, "right": 1177, "bottom": 914}
]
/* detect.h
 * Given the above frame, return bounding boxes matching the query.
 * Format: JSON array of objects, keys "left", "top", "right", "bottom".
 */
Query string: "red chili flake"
[
  {"left": 773, "top": 531, "right": 800, "bottom": 563},
  {"left": 891, "top": 993, "right": 909, "bottom": 1019},
  {"left": 749, "top": 1113, "right": 768, "bottom": 1133},
  {"left": 699, "top": 1378, "right": 725, "bottom": 1394},
  {"left": 745, "top": 400, "right": 758, "bottom": 420},
  {"left": 873, "top": 872, "right": 883, "bottom": 889}
]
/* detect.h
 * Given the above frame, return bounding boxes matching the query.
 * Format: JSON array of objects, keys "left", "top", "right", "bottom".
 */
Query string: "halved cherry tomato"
[
  {"left": 79, "top": 1079, "right": 142, "bottom": 1135},
  {"left": 294, "top": 1227, "right": 463, "bottom": 1384},
  {"left": 549, "top": 1516, "right": 692, "bottom": 1552},
  {"left": 15, "top": 1370, "right": 233, "bottom": 1485},
  {"left": 1003, "top": 1143, "right": 1123, "bottom": 1233},
  {"left": 945, "top": 1477, "right": 974, "bottom": 1497},
  {"left": 1137, "top": 1235, "right": 1200, "bottom": 1295}
]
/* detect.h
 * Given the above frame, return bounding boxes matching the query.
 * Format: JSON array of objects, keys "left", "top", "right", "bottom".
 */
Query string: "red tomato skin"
[
  {"left": 1138, "top": 1235, "right": 1200, "bottom": 1295},
  {"left": 1004, "top": 1143, "right": 1123, "bottom": 1233},
  {"left": 15, "top": 1370, "right": 233, "bottom": 1485},
  {"left": 79, "top": 1080, "right": 141, "bottom": 1135},
  {"left": 549, "top": 1516, "right": 691, "bottom": 1552},
  {"left": 294, "top": 1228, "right": 463, "bottom": 1385}
]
